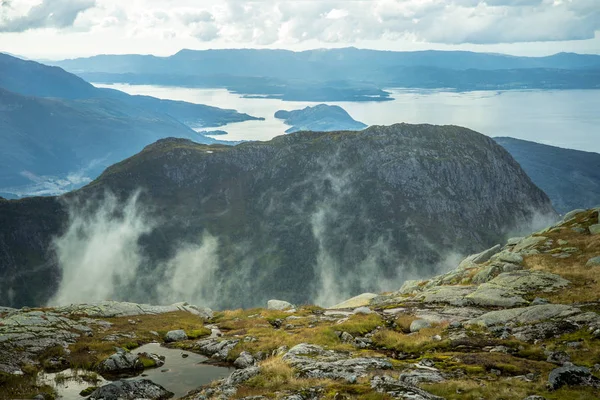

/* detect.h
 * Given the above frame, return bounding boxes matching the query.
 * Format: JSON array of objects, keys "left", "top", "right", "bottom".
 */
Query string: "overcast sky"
[{"left": 0, "top": 0, "right": 598, "bottom": 59}]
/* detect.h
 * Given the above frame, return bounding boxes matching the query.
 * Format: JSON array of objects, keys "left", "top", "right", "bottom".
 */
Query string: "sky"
[{"left": 0, "top": 0, "right": 599, "bottom": 59}]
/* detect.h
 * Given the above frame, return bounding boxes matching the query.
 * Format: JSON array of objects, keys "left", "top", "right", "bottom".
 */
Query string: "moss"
[
  {"left": 187, "top": 328, "right": 211, "bottom": 339},
  {"left": 79, "top": 386, "right": 98, "bottom": 396},
  {"left": 139, "top": 356, "right": 158, "bottom": 368}
]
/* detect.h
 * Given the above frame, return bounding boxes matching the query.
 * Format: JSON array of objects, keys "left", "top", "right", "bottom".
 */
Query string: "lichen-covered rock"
[
  {"left": 89, "top": 379, "right": 173, "bottom": 400},
  {"left": 548, "top": 365, "right": 600, "bottom": 390},
  {"left": 164, "top": 329, "right": 187, "bottom": 343},
  {"left": 98, "top": 349, "right": 143, "bottom": 373},
  {"left": 195, "top": 338, "right": 240, "bottom": 360},
  {"left": 371, "top": 375, "right": 445, "bottom": 400},
  {"left": 513, "top": 236, "right": 547, "bottom": 252},
  {"left": 468, "top": 304, "right": 580, "bottom": 327},
  {"left": 267, "top": 300, "right": 294, "bottom": 311},
  {"left": 586, "top": 256, "right": 600, "bottom": 268},
  {"left": 329, "top": 293, "right": 378, "bottom": 309},
  {"left": 563, "top": 209, "right": 587, "bottom": 221},
  {"left": 414, "top": 285, "right": 476, "bottom": 306},
  {"left": 491, "top": 250, "right": 524, "bottom": 265},
  {"left": 233, "top": 351, "right": 255, "bottom": 369},
  {"left": 590, "top": 224, "right": 600, "bottom": 235},
  {"left": 410, "top": 319, "right": 431, "bottom": 333},
  {"left": 226, "top": 366, "right": 261, "bottom": 386}
]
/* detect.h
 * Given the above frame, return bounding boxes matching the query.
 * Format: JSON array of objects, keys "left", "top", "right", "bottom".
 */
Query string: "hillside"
[
  {"left": 496, "top": 137, "right": 600, "bottom": 214},
  {"left": 274, "top": 105, "right": 367, "bottom": 133},
  {"left": 0, "top": 124, "right": 555, "bottom": 310},
  {"left": 0, "top": 54, "right": 261, "bottom": 196},
  {"left": 1, "top": 209, "right": 599, "bottom": 399}
]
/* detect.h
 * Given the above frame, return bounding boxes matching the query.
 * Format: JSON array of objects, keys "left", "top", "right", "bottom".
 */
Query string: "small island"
[{"left": 274, "top": 104, "right": 368, "bottom": 134}]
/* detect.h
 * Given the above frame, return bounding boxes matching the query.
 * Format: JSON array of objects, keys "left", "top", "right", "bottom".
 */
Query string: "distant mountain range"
[
  {"left": 275, "top": 104, "right": 367, "bottom": 133},
  {"left": 47, "top": 48, "right": 600, "bottom": 101},
  {"left": 495, "top": 137, "right": 600, "bottom": 214},
  {"left": 0, "top": 53, "right": 260, "bottom": 197}
]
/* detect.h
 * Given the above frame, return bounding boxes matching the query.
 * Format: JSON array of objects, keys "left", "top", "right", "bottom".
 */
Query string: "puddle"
[{"left": 39, "top": 343, "right": 234, "bottom": 399}]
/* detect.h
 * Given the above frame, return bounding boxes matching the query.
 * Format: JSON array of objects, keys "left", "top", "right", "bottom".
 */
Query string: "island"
[{"left": 274, "top": 104, "right": 368, "bottom": 133}]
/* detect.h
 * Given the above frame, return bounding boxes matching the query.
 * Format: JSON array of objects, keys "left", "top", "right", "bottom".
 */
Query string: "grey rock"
[
  {"left": 234, "top": 351, "right": 255, "bottom": 369},
  {"left": 492, "top": 250, "right": 524, "bottom": 265},
  {"left": 137, "top": 352, "right": 165, "bottom": 368},
  {"left": 353, "top": 306, "right": 373, "bottom": 315},
  {"left": 502, "top": 263, "right": 524, "bottom": 272},
  {"left": 472, "top": 244, "right": 502, "bottom": 264},
  {"left": 589, "top": 224, "right": 600, "bottom": 235},
  {"left": 340, "top": 332, "right": 354, "bottom": 342},
  {"left": 267, "top": 299, "right": 294, "bottom": 311},
  {"left": 98, "top": 350, "right": 142, "bottom": 373},
  {"left": 164, "top": 329, "right": 187, "bottom": 343},
  {"left": 410, "top": 319, "right": 432, "bottom": 333},
  {"left": 468, "top": 304, "right": 580, "bottom": 327},
  {"left": 397, "top": 280, "right": 424, "bottom": 295},
  {"left": 507, "top": 237, "right": 523, "bottom": 246},
  {"left": 472, "top": 265, "right": 501, "bottom": 284},
  {"left": 523, "top": 396, "right": 546, "bottom": 400},
  {"left": 586, "top": 256, "right": 600, "bottom": 268},
  {"left": 195, "top": 338, "right": 239, "bottom": 360},
  {"left": 547, "top": 351, "right": 571, "bottom": 365},
  {"left": 371, "top": 375, "right": 445, "bottom": 400},
  {"left": 226, "top": 366, "right": 261, "bottom": 386},
  {"left": 531, "top": 297, "right": 550, "bottom": 305},
  {"left": 513, "top": 236, "right": 547, "bottom": 253},
  {"left": 285, "top": 343, "right": 325, "bottom": 357},
  {"left": 514, "top": 320, "right": 579, "bottom": 342},
  {"left": 399, "top": 369, "right": 445, "bottom": 386},
  {"left": 563, "top": 209, "right": 586, "bottom": 221},
  {"left": 414, "top": 285, "right": 476, "bottom": 306},
  {"left": 89, "top": 379, "right": 173, "bottom": 400},
  {"left": 57, "top": 301, "right": 212, "bottom": 319},
  {"left": 548, "top": 365, "right": 600, "bottom": 390}
]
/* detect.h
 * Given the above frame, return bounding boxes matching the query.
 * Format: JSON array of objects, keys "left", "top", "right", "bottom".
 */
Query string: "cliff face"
[{"left": 0, "top": 124, "right": 556, "bottom": 309}]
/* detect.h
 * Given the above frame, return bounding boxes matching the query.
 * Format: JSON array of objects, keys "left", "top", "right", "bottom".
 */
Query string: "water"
[
  {"left": 39, "top": 343, "right": 233, "bottom": 399},
  {"left": 95, "top": 84, "right": 600, "bottom": 153}
]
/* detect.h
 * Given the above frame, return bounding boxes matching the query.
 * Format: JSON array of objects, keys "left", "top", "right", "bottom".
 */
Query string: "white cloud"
[{"left": 1, "top": 0, "right": 599, "bottom": 57}]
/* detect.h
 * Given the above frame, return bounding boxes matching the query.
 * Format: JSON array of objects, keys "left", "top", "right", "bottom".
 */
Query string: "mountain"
[
  {"left": 495, "top": 137, "right": 600, "bottom": 214},
  {"left": 0, "top": 53, "right": 261, "bottom": 196},
  {"left": 47, "top": 49, "right": 600, "bottom": 101},
  {"left": 0, "top": 124, "right": 556, "bottom": 309},
  {"left": 274, "top": 104, "right": 368, "bottom": 133}
]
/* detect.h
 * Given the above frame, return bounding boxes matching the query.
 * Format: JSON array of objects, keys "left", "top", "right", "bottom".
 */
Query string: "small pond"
[{"left": 39, "top": 343, "right": 234, "bottom": 399}]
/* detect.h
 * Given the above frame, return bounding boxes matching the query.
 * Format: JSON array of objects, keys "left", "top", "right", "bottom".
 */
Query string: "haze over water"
[{"left": 96, "top": 84, "right": 600, "bottom": 153}]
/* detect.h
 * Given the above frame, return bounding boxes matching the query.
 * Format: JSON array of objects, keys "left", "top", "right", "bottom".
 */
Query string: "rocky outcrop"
[
  {"left": 89, "top": 379, "right": 173, "bottom": 400},
  {"left": 267, "top": 300, "right": 294, "bottom": 311},
  {"left": 164, "top": 329, "right": 188, "bottom": 343},
  {"left": 98, "top": 349, "right": 143, "bottom": 374}
]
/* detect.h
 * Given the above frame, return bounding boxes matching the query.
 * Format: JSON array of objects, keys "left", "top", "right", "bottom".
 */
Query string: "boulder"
[
  {"left": 267, "top": 300, "right": 294, "bottom": 311},
  {"left": 353, "top": 307, "right": 374, "bottom": 315},
  {"left": 513, "top": 236, "right": 547, "bottom": 253},
  {"left": 492, "top": 250, "right": 524, "bottom": 265},
  {"left": 137, "top": 352, "right": 165, "bottom": 368},
  {"left": 466, "top": 286, "right": 528, "bottom": 308},
  {"left": 410, "top": 319, "right": 431, "bottom": 333},
  {"left": 89, "top": 379, "right": 173, "bottom": 400},
  {"left": 471, "top": 244, "right": 502, "bottom": 264},
  {"left": 414, "top": 285, "right": 476, "bottom": 306},
  {"left": 468, "top": 304, "right": 580, "bottom": 327},
  {"left": 472, "top": 265, "right": 501, "bottom": 284},
  {"left": 195, "top": 338, "right": 239, "bottom": 360},
  {"left": 164, "top": 330, "right": 187, "bottom": 343},
  {"left": 226, "top": 366, "right": 261, "bottom": 386},
  {"left": 233, "top": 351, "right": 255, "bottom": 369},
  {"left": 396, "top": 280, "right": 424, "bottom": 295},
  {"left": 548, "top": 365, "right": 600, "bottom": 390},
  {"left": 329, "top": 293, "right": 378, "bottom": 309},
  {"left": 399, "top": 369, "right": 445, "bottom": 385},
  {"left": 563, "top": 209, "right": 586, "bottom": 221},
  {"left": 98, "top": 350, "right": 143, "bottom": 373},
  {"left": 586, "top": 256, "right": 600, "bottom": 268},
  {"left": 547, "top": 351, "right": 571, "bottom": 365}
]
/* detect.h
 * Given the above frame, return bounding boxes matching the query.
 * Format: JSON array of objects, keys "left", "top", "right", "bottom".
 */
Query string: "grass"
[
  {"left": 371, "top": 326, "right": 449, "bottom": 355},
  {"left": 0, "top": 371, "right": 56, "bottom": 400}
]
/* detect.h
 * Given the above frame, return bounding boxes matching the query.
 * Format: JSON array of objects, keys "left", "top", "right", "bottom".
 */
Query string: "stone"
[
  {"left": 589, "top": 224, "right": 600, "bottom": 235},
  {"left": 226, "top": 366, "right": 261, "bottom": 386},
  {"left": 531, "top": 297, "right": 550, "bottom": 305},
  {"left": 195, "top": 338, "right": 239, "bottom": 360},
  {"left": 57, "top": 301, "right": 212, "bottom": 319},
  {"left": 523, "top": 397, "right": 546, "bottom": 400},
  {"left": 586, "top": 257, "right": 600, "bottom": 268},
  {"left": 548, "top": 365, "right": 600, "bottom": 390},
  {"left": 89, "top": 379, "right": 173, "bottom": 400},
  {"left": 547, "top": 351, "right": 571, "bottom": 365},
  {"left": 415, "top": 285, "right": 476, "bottom": 306},
  {"left": 502, "top": 263, "right": 524, "bottom": 272},
  {"left": 492, "top": 250, "right": 524, "bottom": 265},
  {"left": 285, "top": 343, "right": 325, "bottom": 357},
  {"left": 513, "top": 236, "right": 547, "bottom": 253},
  {"left": 370, "top": 375, "right": 444, "bottom": 400},
  {"left": 466, "top": 286, "right": 528, "bottom": 308},
  {"left": 507, "top": 237, "right": 523, "bottom": 246},
  {"left": 410, "top": 319, "right": 431, "bottom": 333},
  {"left": 399, "top": 369, "right": 445, "bottom": 386},
  {"left": 137, "top": 352, "right": 165, "bottom": 368},
  {"left": 164, "top": 330, "right": 187, "bottom": 343},
  {"left": 563, "top": 209, "right": 586, "bottom": 221},
  {"left": 471, "top": 244, "right": 502, "bottom": 264},
  {"left": 267, "top": 300, "right": 294, "bottom": 311},
  {"left": 472, "top": 265, "right": 501, "bottom": 284},
  {"left": 98, "top": 350, "right": 143, "bottom": 373},
  {"left": 233, "top": 351, "right": 255, "bottom": 369},
  {"left": 468, "top": 304, "right": 580, "bottom": 327},
  {"left": 353, "top": 307, "right": 373, "bottom": 315},
  {"left": 340, "top": 332, "right": 354, "bottom": 342},
  {"left": 329, "top": 293, "right": 378, "bottom": 309},
  {"left": 396, "top": 280, "right": 424, "bottom": 295}
]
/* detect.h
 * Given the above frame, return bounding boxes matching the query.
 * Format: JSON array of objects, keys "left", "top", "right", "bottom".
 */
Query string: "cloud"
[{"left": 0, "top": 0, "right": 96, "bottom": 32}]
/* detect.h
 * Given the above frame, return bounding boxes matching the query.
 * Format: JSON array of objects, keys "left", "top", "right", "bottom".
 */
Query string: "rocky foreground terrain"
[{"left": 2, "top": 208, "right": 599, "bottom": 400}]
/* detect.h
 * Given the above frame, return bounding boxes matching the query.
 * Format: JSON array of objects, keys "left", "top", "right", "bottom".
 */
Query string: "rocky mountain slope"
[
  {"left": 495, "top": 137, "right": 600, "bottom": 214},
  {"left": 0, "top": 124, "right": 555, "bottom": 309},
  {"left": 1, "top": 208, "right": 599, "bottom": 400},
  {"left": 274, "top": 105, "right": 367, "bottom": 133}
]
